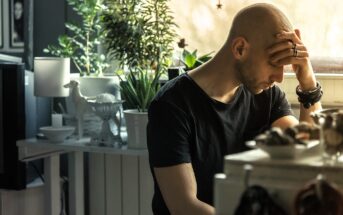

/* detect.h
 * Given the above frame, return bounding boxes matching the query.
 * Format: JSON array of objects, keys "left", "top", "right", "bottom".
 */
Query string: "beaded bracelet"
[{"left": 296, "top": 82, "right": 323, "bottom": 109}]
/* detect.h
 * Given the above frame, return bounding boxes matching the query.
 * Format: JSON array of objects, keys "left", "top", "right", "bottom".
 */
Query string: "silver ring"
[
  {"left": 292, "top": 43, "right": 298, "bottom": 57},
  {"left": 293, "top": 47, "right": 298, "bottom": 57}
]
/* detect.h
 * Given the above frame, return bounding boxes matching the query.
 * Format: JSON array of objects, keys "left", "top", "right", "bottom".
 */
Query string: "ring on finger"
[{"left": 293, "top": 47, "right": 298, "bottom": 57}]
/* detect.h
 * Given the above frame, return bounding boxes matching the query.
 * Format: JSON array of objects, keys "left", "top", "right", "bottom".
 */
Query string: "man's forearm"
[{"left": 299, "top": 101, "right": 322, "bottom": 123}]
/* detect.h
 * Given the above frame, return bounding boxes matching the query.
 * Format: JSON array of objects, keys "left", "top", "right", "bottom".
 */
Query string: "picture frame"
[
  {"left": 9, "top": 0, "right": 24, "bottom": 48},
  {"left": 0, "top": 0, "right": 3, "bottom": 48}
]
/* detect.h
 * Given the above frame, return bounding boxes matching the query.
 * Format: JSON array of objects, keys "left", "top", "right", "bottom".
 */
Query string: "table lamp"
[{"left": 34, "top": 57, "right": 74, "bottom": 141}]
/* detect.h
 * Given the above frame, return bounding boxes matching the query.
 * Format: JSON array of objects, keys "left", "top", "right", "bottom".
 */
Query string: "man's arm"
[
  {"left": 154, "top": 163, "right": 215, "bottom": 215},
  {"left": 269, "top": 29, "right": 322, "bottom": 127},
  {"left": 272, "top": 115, "right": 298, "bottom": 129}
]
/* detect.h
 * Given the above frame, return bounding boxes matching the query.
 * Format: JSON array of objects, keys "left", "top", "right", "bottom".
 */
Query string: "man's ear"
[{"left": 231, "top": 37, "right": 249, "bottom": 59}]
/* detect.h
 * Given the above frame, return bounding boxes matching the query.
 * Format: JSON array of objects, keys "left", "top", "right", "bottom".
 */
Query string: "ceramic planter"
[{"left": 124, "top": 109, "right": 148, "bottom": 149}]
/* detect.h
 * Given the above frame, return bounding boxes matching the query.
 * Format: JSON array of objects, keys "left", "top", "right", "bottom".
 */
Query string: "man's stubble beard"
[{"left": 234, "top": 60, "right": 262, "bottom": 95}]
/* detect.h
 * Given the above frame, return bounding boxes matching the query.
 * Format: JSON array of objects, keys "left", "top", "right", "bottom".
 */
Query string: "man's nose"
[{"left": 271, "top": 67, "right": 284, "bottom": 83}]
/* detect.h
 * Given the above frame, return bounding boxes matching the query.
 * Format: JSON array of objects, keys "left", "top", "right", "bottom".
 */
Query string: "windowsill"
[{"left": 278, "top": 69, "right": 343, "bottom": 107}]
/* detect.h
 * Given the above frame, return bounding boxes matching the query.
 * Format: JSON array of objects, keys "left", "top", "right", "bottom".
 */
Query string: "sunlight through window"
[{"left": 169, "top": 0, "right": 343, "bottom": 65}]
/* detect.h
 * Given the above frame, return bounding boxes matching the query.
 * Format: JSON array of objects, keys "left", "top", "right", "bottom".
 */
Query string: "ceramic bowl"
[
  {"left": 40, "top": 126, "right": 75, "bottom": 143},
  {"left": 246, "top": 140, "right": 320, "bottom": 159}
]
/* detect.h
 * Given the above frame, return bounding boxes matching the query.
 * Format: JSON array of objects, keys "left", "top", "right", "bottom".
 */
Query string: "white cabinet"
[
  {"left": 88, "top": 153, "right": 153, "bottom": 215},
  {"left": 17, "top": 138, "right": 154, "bottom": 215}
]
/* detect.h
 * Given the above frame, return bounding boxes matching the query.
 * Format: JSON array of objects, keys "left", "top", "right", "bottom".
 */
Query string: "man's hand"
[{"left": 268, "top": 29, "right": 317, "bottom": 91}]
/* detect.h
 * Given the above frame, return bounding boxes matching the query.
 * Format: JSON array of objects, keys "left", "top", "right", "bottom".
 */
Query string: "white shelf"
[{"left": 17, "top": 137, "right": 148, "bottom": 161}]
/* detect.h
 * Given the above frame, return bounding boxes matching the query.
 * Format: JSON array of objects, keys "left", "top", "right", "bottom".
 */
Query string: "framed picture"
[
  {"left": 0, "top": 0, "right": 3, "bottom": 48},
  {"left": 9, "top": 0, "right": 24, "bottom": 48}
]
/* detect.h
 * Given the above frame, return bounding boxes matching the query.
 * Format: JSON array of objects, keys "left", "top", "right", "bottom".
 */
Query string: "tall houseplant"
[
  {"left": 44, "top": 0, "right": 108, "bottom": 76},
  {"left": 102, "top": 0, "right": 176, "bottom": 110},
  {"left": 102, "top": 0, "right": 177, "bottom": 148}
]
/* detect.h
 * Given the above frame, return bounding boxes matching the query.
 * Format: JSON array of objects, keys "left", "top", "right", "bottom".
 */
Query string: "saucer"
[{"left": 40, "top": 126, "right": 75, "bottom": 143}]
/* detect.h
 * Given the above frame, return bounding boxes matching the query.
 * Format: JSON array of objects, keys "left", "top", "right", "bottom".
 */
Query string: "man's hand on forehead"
[{"left": 267, "top": 30, "right": 309, "bottom": 68}]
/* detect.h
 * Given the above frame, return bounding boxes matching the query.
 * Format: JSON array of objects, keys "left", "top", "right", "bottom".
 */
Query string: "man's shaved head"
[{"left": 228, "top": 3, "right": 293, "bottom": 48}]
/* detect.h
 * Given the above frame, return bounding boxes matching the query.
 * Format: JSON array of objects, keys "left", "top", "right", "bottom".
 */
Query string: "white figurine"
[{"left": 64, "top": 80, "right": 91, "bottom": 139}]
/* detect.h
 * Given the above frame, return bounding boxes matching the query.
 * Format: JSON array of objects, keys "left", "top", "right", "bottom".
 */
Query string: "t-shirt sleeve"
[
  {"left": 147, "top": 100, "right": 191, "bottom": 167},
  {"left": 270, "top": 85, "right": 295, "bottom": 123}
]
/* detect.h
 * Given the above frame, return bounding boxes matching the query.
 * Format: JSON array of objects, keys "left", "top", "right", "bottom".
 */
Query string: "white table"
[
  {"left": 17, "top": 137, "right": 153, "bottom": 215},
  {"left": 214, "top": 149, "right": 343, "bottom": 215}
]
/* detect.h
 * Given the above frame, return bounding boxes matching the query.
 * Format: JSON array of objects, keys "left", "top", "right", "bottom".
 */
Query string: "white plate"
[{"left": 246, "top": 140, "right": 320, "bottom": 159}]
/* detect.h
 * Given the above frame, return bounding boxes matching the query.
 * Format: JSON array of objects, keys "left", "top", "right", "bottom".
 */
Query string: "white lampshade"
[{"left": 34, "top": 57, "right": 70, "bottom": 97}]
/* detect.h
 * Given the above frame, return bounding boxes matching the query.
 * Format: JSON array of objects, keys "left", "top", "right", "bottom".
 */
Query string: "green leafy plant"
[
  {"left": 118, "top": 69, "right": 161, "bottom": 112},
  {"left": 101, "top": 0, "right": 177, "bottom": 111},
  {"left": 102, "top": 0, "right": 176, "bottom": 73},
  {"left": 44, "top": 0, "right": 108, "bottom": 76},
  {"left": 182, "top": 49, "right": 213, "bottom": 71}
]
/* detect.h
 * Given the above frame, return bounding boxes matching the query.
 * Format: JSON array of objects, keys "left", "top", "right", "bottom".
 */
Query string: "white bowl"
[
  {"left": 40, "top": 126, "right": 75, "bottom": 143},
  {"left": 246, "top": 140, "right": 320, "bottom": 159}
]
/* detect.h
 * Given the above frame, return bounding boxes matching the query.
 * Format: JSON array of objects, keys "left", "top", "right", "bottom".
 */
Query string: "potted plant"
[
  {"left": 182, "top": 49, "right": 213, "bottom": 71},
  {"left": 44, "top": 0, "right": 121, "bottom": 137},
  {"left": 168, "top": 49, "right": 213, "bottom": 80},
  {"left": 43, "top": 0, "right": 121, "bottom": 96},
  {"left": 43, "top": 0, "right": 124, "bottom": 96},
  {"left": 101, "top": 0, "right": 176, "bottom": 148},
  {"left": 168, "top": 38, "right": 213, "bottom": 80}
]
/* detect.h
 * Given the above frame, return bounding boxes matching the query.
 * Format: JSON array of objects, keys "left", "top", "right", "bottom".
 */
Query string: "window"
[{"left": 169, "top": 0, "right": 343, "bottom": 73}]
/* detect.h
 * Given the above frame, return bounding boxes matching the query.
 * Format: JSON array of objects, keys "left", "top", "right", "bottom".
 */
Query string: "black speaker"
[{"left": 0, "top": 62, "right": 37, "bottom": 189}]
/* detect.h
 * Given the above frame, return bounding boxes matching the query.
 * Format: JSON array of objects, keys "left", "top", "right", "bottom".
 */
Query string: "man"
[{"left": 147, "top": 3, "right": 322, "bottom": 215}]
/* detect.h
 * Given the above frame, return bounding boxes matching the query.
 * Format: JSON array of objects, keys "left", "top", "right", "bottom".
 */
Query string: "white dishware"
[
  {"left": 40, "top": 126, "right": 75, "bottom": 143},
  {"left": 246, "top": 140, "right": 320, "bottom": 159}
]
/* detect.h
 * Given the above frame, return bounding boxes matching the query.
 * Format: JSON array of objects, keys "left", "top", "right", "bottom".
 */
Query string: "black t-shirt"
[{"left": 147, "top": 73, "right": 293, "bottom": 214}]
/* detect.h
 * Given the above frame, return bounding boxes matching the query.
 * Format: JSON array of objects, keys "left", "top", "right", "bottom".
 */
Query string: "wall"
[
  {"left": 33, "top": 0, "right": 81, "bottom": 57},
  {"left": 0, "top": 0, "right": 80, "bottom": 65}
]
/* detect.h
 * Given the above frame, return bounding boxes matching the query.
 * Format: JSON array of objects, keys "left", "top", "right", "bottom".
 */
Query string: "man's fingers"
[
  {"left": 267, "top": 40, "right": 293, "bottom": 54},
  {"left": 276, "top": 31, "right": 302, "bottom": 44},
  {"left": 271, "top": 55, "right": 309, "bottom": 67},
  {"left": 269, "top": 44, "right": 308, "bottom": 63},
  {"left": 295, "top": 29, "right": 301, "bottom": 40}
]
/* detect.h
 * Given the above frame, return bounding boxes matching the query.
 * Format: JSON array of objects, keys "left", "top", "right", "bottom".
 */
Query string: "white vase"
[{"left": 124, "top": 109, "right": 148, "bottom": 149}]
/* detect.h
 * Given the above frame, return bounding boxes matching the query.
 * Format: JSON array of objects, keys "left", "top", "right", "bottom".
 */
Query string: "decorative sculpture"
[
  {"left": 64, "top": 80, "right": 91, "bottom": 139},
  {"left": 87, "top": 95, "right": 124, "bottom": 147}
]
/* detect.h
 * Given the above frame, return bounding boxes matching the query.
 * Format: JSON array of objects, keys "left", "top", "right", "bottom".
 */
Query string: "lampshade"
[{"left": 34, "top": 57, "right": 70, "bottom": 97}]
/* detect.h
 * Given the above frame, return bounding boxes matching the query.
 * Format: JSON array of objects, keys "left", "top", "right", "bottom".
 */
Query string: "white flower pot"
[
  {"left": 78, "top": 76, "right": 121, "bottom": 99},
  {"left": 124, "top": 109, "right": 148, "bottom": 149}
]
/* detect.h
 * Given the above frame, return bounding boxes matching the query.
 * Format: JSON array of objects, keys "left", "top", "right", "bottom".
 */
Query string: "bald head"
[{"left": 228, "top": 3, "right": 293, "bottom": 48}]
